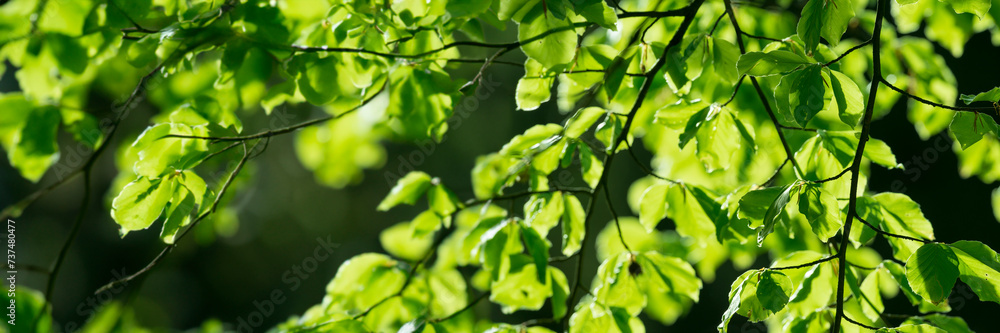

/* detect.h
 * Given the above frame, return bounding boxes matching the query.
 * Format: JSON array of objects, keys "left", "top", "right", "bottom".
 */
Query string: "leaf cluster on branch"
[{"left": 2, "top": 0, "right": 1000, "bottom": 332}]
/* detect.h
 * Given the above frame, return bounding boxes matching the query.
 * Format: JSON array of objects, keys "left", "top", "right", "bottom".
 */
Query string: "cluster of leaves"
[{"left": 3, "top": 0, "right": 1000, "bottom": 332}]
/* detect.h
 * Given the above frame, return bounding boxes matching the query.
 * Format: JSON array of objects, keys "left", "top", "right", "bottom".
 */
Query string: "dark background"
[{"left": 2, "top": 9, "right": 999, "bottom": 333}]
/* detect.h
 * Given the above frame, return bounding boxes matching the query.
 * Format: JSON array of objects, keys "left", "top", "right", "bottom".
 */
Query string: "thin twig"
[
  {"left": 724, "top": 0, "right": 804, "bottom": 179},
  {"left": 810, "top": 166, "right": 851, "bottom": 184},
  {"left": 429, "top": 291, "right": 491, "bottom": 323},
  {"left": 823, "top": 38, "right": 872, "bottom": 67},
  {"left": 95, "top": 140, "right": 258, "bottom": 294},
  {"left": 769, "top": 255, "right": 837, "bottom": 270},
  {"left": 854, "top": 215, "right": 930, "bottom": 244},
  {"left": 843, "top": 313, "right": 881, "bottom": 330},
  {"left": 623, "top": 139, "right": 679, "bottom": 183},
  {"left": 880, "top": 77, "right": 998, "bottom": 112},
  {"left": 604, "top": 186, "right": 632, "bottom": 253}
]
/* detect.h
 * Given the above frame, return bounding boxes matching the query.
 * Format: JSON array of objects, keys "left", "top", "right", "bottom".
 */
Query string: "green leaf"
[
  {"left": 790, "top": 66, "right": 826, "bottom": 126},
  {"left": 902, "top": 314, "right": 975, "bottom": 333},
  {"left": 595, "top": 113, "right": 623, "bottom": 153},
  {"left": 326, "top": 253, "right": 407, "bottom": 309},
  {"left": 945, "top": 0, "right": 992, "bottom": 18},
  {"left": 516, "top": 58, "right": 556, "bottom": 111},
  {"left": 10, "top": 106, "right": 60, "bottom": 182},
  {"left": 721, "top": 270, "right": 794, "bottom": 329},
  {"left": 410, "top": 210, "right": 444, "bottom": 237},
  {"left": 798, "top": 185, "right": 843, "bottom": 241},
  {"left": 522, "top": 225, "right": 550, "bottom": 283},
  {"left": 112, "top": 176, "right": 177, "bottom": 234},
  {"left": 524, "top": 192, "right": 565, "bottom": 236},
  {"left": 695, "top": 108, "right": 745, "bottom": 172},
  {"left": 561, "top": 194, "right": 586, "bottom": 256},
  {"left": 490, "top": 260, "right": 552, "bottom": 313},
  {"left": 639, "top": 183, "right": 670, "bottom": 232},
  {"left": 960, "top": 86, "right": 1000, "bottom": 104},
  {"left": 564, "top": 107, "right": 606, "bottom": 138},
  {"left": 906, "top": 243, "right": 960, "bottom": 304},
  {"left": 736, "top": 50, "right": 812, "bottom": 77},
  {"left": 130, "top": 123, "right": 211, "bottom": 178},
  {"left": 295, "top": 53, "right": 342, "bottom": 105},
  {"left": 756, "top": 270, "right": 793, "bottom": 313},
  {"left": 428, "top": 184, "right": 460, "bottom": 216},
  {"left": 380, "top": 222, "right": 434, "bottom": 261},
  {"left": 60, "top": 108, "right": 102, "bottom": 148},
  {"left": 378, "top": 171, "right": 433, "bottom": 211},
  {"left": 387, "top": 66, "right": 454, "bottom": 141},
  {"left": 575, "top": 0, "right": 618, "bottom": 30},
  {"left": 872, "top": 193, "right": 936, "bottom": 261},
  {"left": 876, "top": 324, "right": 949, "bottom": 333},
  {"left": 578, "top": 144, "right": 603, "bottom": 188},
  {"left": 829, "top": 69, "right": 865, "bottom": 126},
  {"left": 950, "top": 112, "right": 999, "bottom": 150},
  {"left": 797, "top": 0, "right": 856, "bottom": 52},
  {"left": 712, "top": 37, "right": 741, "bottom": 83},
  {"left": 517, "top": 2, "right": 578, "bottom": 69},
  {"left": 638, "top": 252, "right": 703, "bottom": 302},
  {"left": 501, "top": 124, "right": 564, "bottom": 157},
  {"left": 757, "top": 183, "right": 796, "bottom": 246},
  {"left": 951, "top": 240, "right": 1000, "bottom": 304}
]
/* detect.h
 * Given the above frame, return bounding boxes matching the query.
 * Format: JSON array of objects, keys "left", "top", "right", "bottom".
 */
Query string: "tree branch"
[
  {"left": 854, "top": 215, "right": 930, "bottom": 244},
  {"left": 880, "top": 77, "right": 999, "bottom": 113},
  {"left": 769, "top": 255, "right": 837, "bottom": 270},
  {"left": 833, "top": 0, "right": 886, "bottom": 330},
  {"left": 95, "top": 140, "right": 258, "bottom": 295}
]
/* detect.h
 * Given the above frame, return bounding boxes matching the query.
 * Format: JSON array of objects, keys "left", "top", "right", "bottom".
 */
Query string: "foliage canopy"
[{"left": 2, "top": 0, "right": 1000, "bottom": 332}]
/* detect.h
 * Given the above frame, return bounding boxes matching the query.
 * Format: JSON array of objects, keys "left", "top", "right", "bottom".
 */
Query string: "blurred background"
[{"left": 2, "top": 7, "right": 1000, "bottom": 333}]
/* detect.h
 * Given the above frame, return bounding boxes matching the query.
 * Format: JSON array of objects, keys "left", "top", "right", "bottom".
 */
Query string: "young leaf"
[
  {"left": 756, "top": 270, "right": 793, "bottom": 313},
  {"left": 522, "top": 225, "right": 551, "bottom": 283},
  {"left": 757, "top": 184, "right": 796, "bottom": 246},
  {"left": 828, "top": 69, "right": 865, "bottom": 126},
  {"left": 639, "top": 183, "right": 670, "bottom": 232},
  {"left": 517, "top": 3, "right": 577, "bottom": 69},
  {"left": 736, "top": 50, "right": 812, "bottom": 77},
  {"left": 561, "top": 194, "right": 586, "bottom": 256},
  {"left": 797, "top": 185, "right": 843, "bottom": 241},
  {"left": 797, "top": 0, "right": 856, "bottom": 52},
  {"left": 790, "top": 66, "right": 826, "bottom": 126},
  {"left": 378, "top": 171, "right": 433, "bottom": 211},
  {"left": 9, "top": 106, "right": 60, "bottom": 182},
  {"left": 516, "top": 58, "right": 556, "bottom": 111},
  {"left": 959, "top": 86, "right": 1000, "bottom": 104},
  {"left": 112, "top": 177, "right": 177, "bottom": 234},
  {"left": 949, "top": 112, "right": 999, "bottom": 150},
  {"left": 564, "top": 107, "right": 606, "bottom": 139}
]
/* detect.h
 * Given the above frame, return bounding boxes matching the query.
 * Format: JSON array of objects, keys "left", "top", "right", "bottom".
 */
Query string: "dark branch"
[
  {"left": 880, "top": 77, "right": 999, "bottom": 112},
  {"left": 769, "top": 255, "right": 837, "bottom": 270},
  {"left": 833, "top": 0, "right": 886, "bottom": 330},
  {"left": 855, "top": 215, "right": 930, "bottom": 244}
]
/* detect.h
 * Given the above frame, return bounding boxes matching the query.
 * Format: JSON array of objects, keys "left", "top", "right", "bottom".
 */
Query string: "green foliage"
[{"left": 4, "top": 0, "right": 1000, "bottom": 332}]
